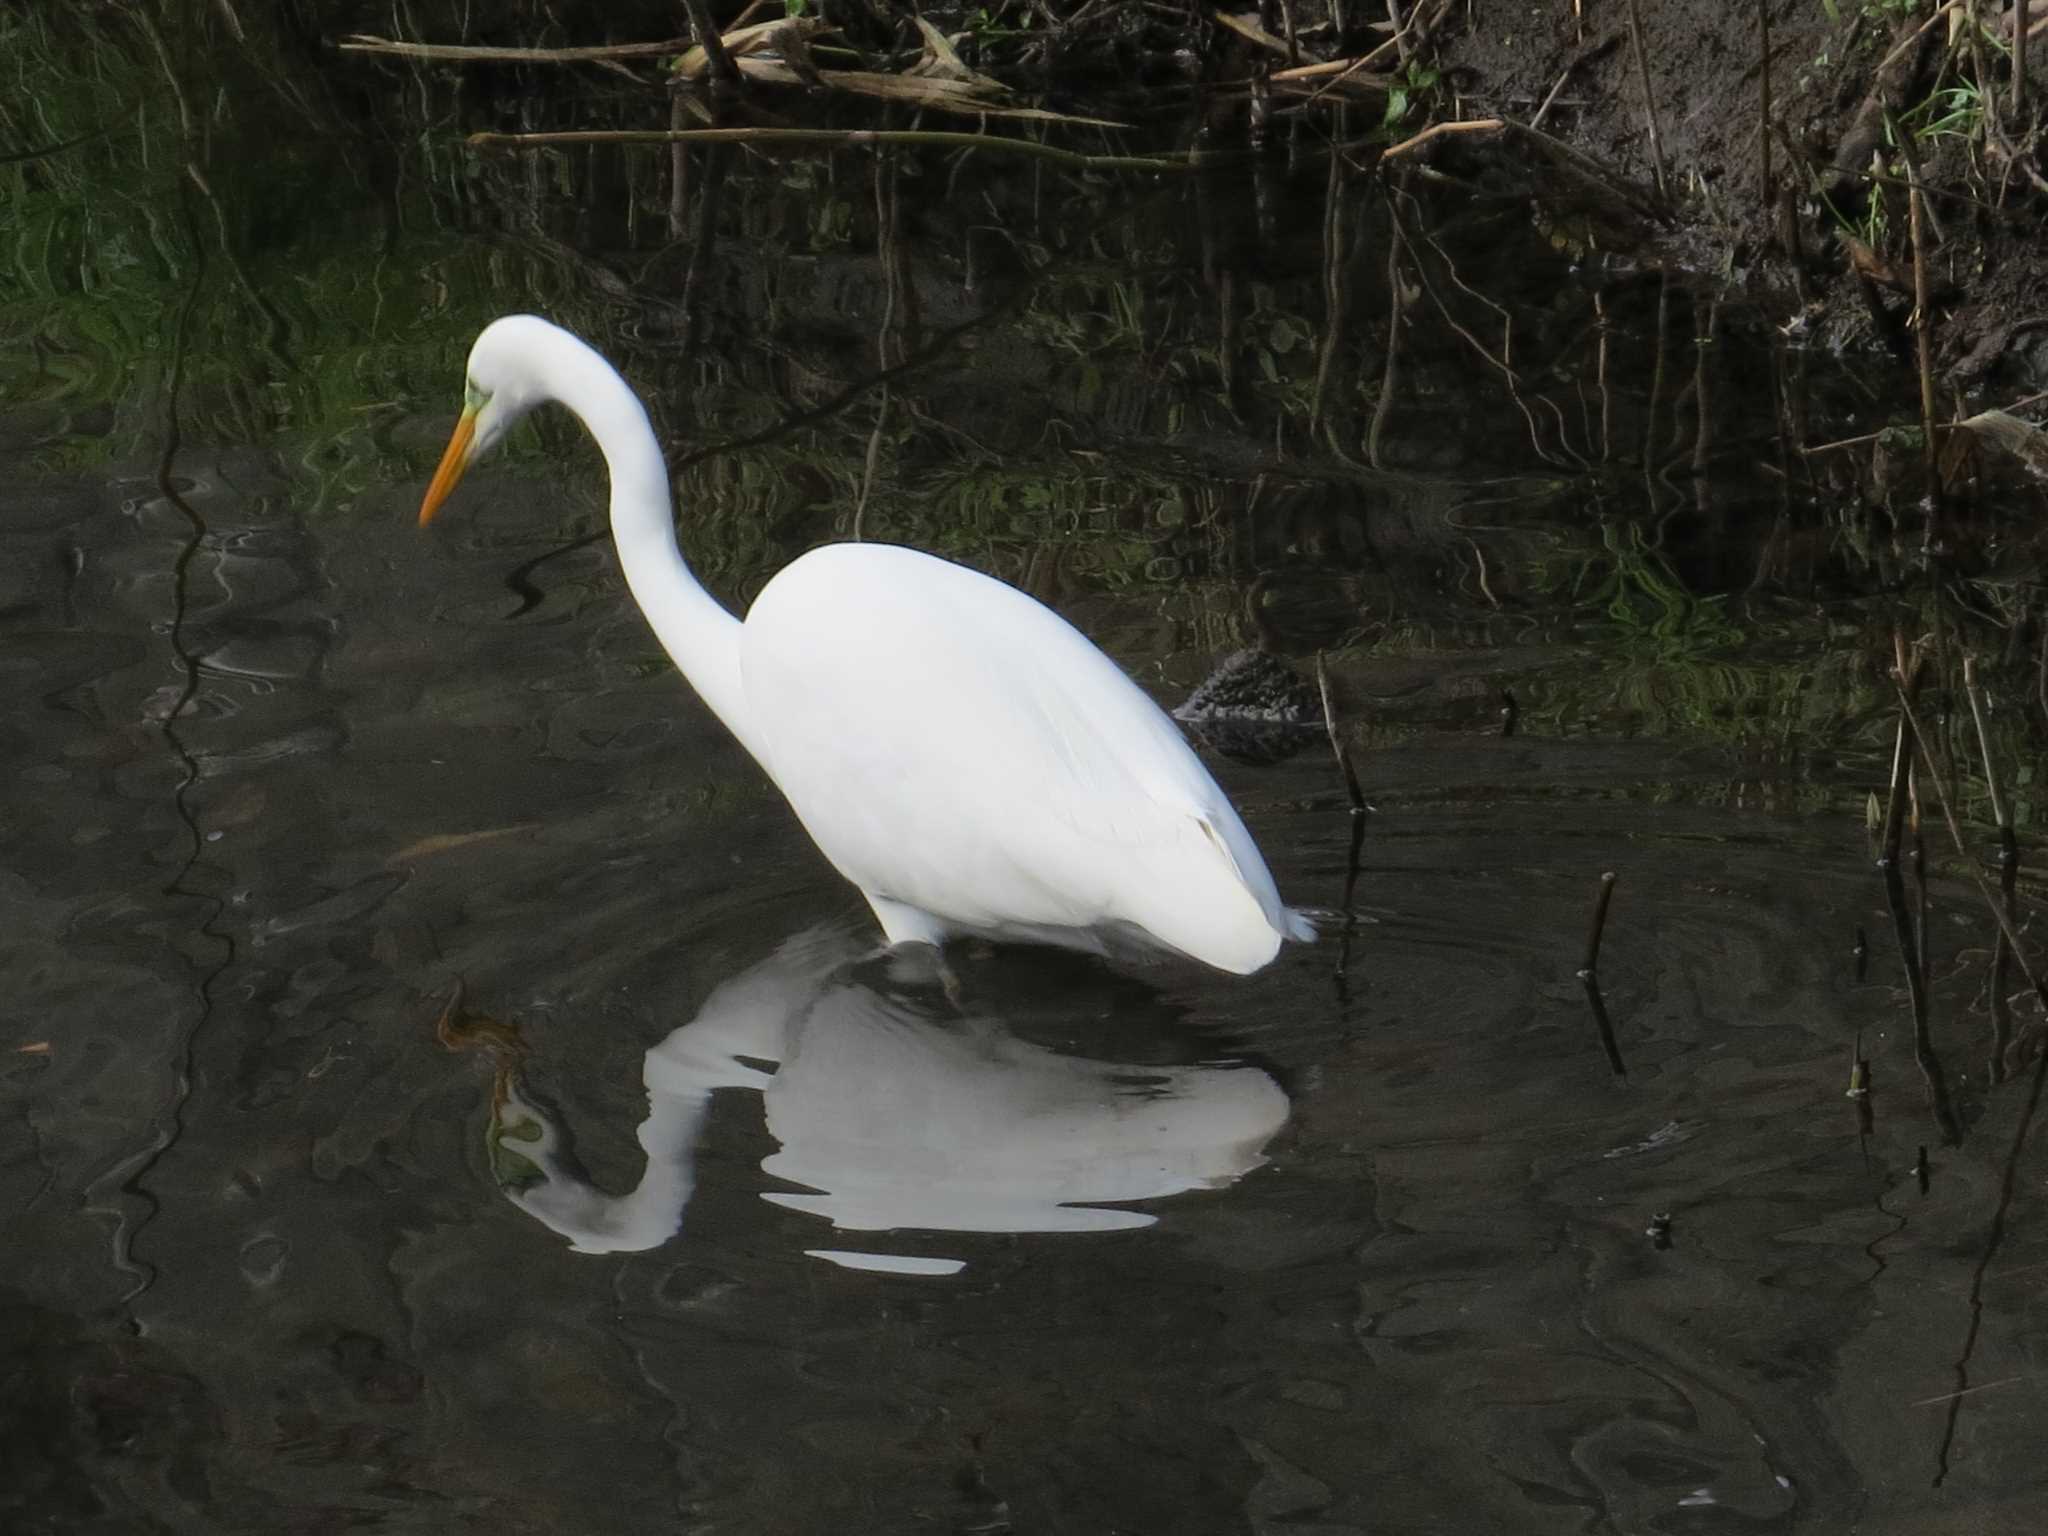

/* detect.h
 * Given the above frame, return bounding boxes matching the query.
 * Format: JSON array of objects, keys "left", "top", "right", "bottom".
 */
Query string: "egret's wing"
[{"left": 739, "top": 545, "right": 1298, "bottom": 969}]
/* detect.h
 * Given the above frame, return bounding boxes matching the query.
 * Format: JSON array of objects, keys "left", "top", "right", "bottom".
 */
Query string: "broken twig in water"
[
  {"left": 1848, "top": 1037, "right": 1874, "bottom": 1142},
  {"left": 1880, "top": 645, "right": 1958, "bottom": 1145},
  {"left": 1963, "top": 655, "right": 2021, "bottom": 1082},
  {"left": 1796, "top": 390, "right": 2048, "bottom": 455},
  {"left": 1578, "top": 872, "right": 1626, "bottom": 1076},
  {"left": 1579, "top": 871, "right": 1618, "bottom": 978},
  {"left": 1317, "top": 652, "right": 1369, "bottom": 1000},
  {"left": 1894, "top": 672, "right": 2048, "bottom": 1002},
  {"left": 1315, "top": 653, "right": 1368, "bottom": 813}
]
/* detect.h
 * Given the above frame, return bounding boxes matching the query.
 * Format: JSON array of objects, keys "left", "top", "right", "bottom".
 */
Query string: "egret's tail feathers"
[
  {"left": 1097, "top": 813, "right": 1303, "bottom": 974},
  {"left": 1281, "top": 907, "right": 1318, "bottom": 943}
]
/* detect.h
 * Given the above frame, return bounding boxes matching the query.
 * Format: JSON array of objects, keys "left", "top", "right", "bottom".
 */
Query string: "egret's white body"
[{"left": 422, "top": 315, "right": 1312, "bottom": 974}]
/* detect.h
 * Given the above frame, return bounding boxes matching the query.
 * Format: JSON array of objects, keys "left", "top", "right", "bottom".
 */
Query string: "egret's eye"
[{"left": 464, "top": 381, "right": 488, "bottom": 412}]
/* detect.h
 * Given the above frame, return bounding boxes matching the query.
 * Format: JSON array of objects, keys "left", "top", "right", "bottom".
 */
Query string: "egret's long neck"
[{"left": 547, "top": 338, "right": 760, "bottom": 760}]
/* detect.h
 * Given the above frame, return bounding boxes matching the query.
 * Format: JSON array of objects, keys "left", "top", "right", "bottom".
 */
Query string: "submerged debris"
[
  {"left": 1176, "top": 649, "right": 1320, "bottom": 723},
  {"left": 1174, "top": 649, "right": 1322, "bottom": 764}
]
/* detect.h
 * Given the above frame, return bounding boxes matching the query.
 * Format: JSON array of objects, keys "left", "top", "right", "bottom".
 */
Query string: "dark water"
[{"left": 8, "top": 14, "right": 2048, "bottom": 1535}]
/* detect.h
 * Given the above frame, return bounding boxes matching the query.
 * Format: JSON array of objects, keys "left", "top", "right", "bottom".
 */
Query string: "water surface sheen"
[{"left": 5, "top": 23, "right": 2048, "bottom": 1536}]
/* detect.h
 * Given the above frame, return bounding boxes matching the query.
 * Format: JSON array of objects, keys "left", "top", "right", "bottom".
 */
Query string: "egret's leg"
[
  {"left": 867, "top": 895, "right": 967, "bottom": 1010},
  {"left": 866, "top": 894, "right": 949, "bottom": 949}
]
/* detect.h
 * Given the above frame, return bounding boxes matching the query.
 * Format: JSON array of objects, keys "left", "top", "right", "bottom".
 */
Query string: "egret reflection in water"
[{"left": 469, "top": 926, "right": 1291, "bottom": 1275}]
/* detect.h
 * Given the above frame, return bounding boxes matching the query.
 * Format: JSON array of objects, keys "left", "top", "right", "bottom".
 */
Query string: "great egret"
[{"left": 420, "top": 315, "right": 1313, "bottom": 973}]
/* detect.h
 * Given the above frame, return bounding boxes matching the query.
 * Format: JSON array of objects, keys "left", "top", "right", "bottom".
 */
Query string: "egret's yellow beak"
[{"left": 419, "top": 405, "right": 479, "bottom": 527}]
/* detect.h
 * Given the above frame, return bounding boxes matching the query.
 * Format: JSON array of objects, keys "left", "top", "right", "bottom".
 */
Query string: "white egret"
[{"left": 420, "top": 315, "right": 1312, "bottom": 973}]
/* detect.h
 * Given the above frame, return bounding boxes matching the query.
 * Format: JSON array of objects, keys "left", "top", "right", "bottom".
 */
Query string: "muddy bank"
[
  {"left": 1434, "top": 0, "right": 2048, "bottom": 390},
  {"left": 312, "top": 0, "right": 2048, "bottom": 396}
]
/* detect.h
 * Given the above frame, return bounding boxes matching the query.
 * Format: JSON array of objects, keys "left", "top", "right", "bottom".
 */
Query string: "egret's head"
[{"left": 418, "top": 315, "right": 558, "bottom": 526}]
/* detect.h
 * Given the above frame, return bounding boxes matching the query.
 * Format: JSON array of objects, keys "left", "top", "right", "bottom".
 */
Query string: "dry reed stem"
[
  {"left": 1622, "top": 0, "right": 1669, "bottom": 199},
  {"left": 1894, "top": 681, "right": 2048, "bottom": 1010},
  {"left": 467, "top": 127, "right": 1188, "bottom": 172},
  {"left": 1579, "top": 872, "right": 1618, "bottom": 977},
  {"left": 1872, "top": 0, "right": 1969, "bottom": 79},
  {"left": 338, "top": 34, "right": 688, "bottom": 61},
  {"left": 1907, "top": 149, "right": 1939, "bottom": 494},
  {"left": 2016, "top": 0, "right": 2032, "bottom": 122},
  {"left": 1315, "top": 654, "right": 1368, "bottom": 813},
  {"left": 1796, "top": 389, "right": 2048, "bottom": 454},
  {"left": 1382, "top": 117, "right": 1504, "bottom": 159},
  {"left": 1757, "top": 0, "right": 1773, "bottom": 202},
  {"left": 679, "top": 0, "right": 740, "bottom": 82}
]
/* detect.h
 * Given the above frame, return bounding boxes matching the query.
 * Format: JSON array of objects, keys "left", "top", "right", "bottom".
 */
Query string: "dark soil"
[
  {"left": 1427, "top": 0, "right": 2048, "bottom": 393},
  {"left": 336, "top": 0, "right": 2048, "bottom": 393}
]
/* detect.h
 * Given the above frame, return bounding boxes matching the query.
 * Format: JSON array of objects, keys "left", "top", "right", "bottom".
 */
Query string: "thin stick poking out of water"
[
  {"left": 1894, "top": 674, "right": 2048, "bottom": 1007},
  {"left": 1578, "top": 873, "right": 1627, "bottom": 1076},
  {"left": 1579, "top": 871, "right": 1618, "bottom": 978},
  {"left": 1963, "top": 655, "right": 2021, "bottom": 1081},
  {"left": 1315, "top": 652, "right": 1367, "bottom": 813}
]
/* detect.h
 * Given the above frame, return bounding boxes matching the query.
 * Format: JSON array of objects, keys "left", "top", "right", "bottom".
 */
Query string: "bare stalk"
[
  {"left": 337, "top": 34, "right": 687, "bottom": 61},
  {"left": 680, "top": 0, "right": 742, "bottom": 84},
  {"left": 1963, "top": 656, "right": 2022, "bottom": 1080},
  {"left": 2016, "top": 0, "right": 2032, "bottom": 124},
  {"left": 1894, "top": 679, "right": 2048, "bottom": 1010},
  {"left": 1758, "top": 0, "right": 1773, "bottom": 205},
  {"left": 1622, "top": 0, "right": 1670, "bottom": 199},
  {"left": 1315, "top": 653, "right": 1368, "bottom": 812},
  {"left": 1577, "top": 873, "right": 1627, "bottom": 1076},
  {"left": 467, "top": 127, "right": 1196, "bottom": 173},
  {"left": 1579, "top": 872, "right": 1618, "bottom": 977}
]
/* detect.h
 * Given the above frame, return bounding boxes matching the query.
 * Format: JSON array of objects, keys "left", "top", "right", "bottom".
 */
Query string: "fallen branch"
[
  {"left": 669, "top": 12, "right": 825, "bottom": 81},
  {"left": 679, "top": 0, "right": 740, "bottom": 83},
  {"left": 1578, "top": 871, "right": 1627, "bottom": 1076},
  {"left": 1825, "top": 5, "right": 1952, "bottom": 201},
  {"left": 1621, "top": 0, "right": 1668, "bottom": 199},
  {"left": 337, "top": 33, "right": 688, "bottom": 62},
  {"left": 1384, "top": 114, "right": 1664, "bottom": 222},
  {"left": 1382, "top": 116, "right": 1505, "bottom": 159},
  {"left": 1797, "top": 390, "right": 2048, "bottom": 456},
  {"left": 466, "top": 126, "right": 1188, "bottom": 172}
]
